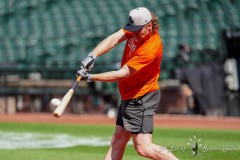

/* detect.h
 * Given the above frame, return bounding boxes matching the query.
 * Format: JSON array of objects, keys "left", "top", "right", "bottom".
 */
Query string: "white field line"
[{"left": 0, "top": 130, "right": 132, "bottom": 149}]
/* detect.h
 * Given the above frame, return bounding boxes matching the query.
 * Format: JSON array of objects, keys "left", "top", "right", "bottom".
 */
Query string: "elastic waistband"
[{"left": 122, "top": 89, "right": 160, "bottom": 102}]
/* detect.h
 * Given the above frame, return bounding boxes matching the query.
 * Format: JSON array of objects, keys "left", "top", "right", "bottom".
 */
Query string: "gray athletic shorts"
[{"left": 116, "top": 90, "right": 161, "bottom": 134}]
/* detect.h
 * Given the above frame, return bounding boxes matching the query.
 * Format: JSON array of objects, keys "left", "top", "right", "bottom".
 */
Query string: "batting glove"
[
  {"left": 76, "top": 69, "right": 92, "bottom": 82},
  {"left": 81, "top": 52, "right": 96, "bottom": 71}
]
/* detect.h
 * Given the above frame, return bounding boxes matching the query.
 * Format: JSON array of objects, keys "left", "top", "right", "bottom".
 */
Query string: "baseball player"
[{"left": 76, "top": 7, "right": 179, "bottom": 160}]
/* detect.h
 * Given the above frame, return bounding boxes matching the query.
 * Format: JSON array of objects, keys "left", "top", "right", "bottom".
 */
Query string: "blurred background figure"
[
  {"left": 177, "top": 43, "right": 191, "bottom": 64},
  {"left": 180, "top": 83, "right": 195, "bottom": 114}
]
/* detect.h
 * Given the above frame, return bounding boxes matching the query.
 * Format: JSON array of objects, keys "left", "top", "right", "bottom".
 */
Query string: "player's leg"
[
  {"left": 104, "top": 101, "right": 131, "bottom": 160},
  {"left": 132, "top": 133, "right": 179, "bottom": 160},
  {"left": 131, "top": 90, "right": 178, "bottom": 159},
  {"left": 104, "top": 125, "right": 131, "bottom": 160}
]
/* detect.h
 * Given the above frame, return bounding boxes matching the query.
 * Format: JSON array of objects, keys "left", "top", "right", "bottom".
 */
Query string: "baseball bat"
[{"left": 53, "top": 76, "right": 81, "bottom": 118}]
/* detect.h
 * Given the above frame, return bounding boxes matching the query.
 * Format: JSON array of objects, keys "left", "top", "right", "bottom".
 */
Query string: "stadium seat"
[
  {"left": 174, "top": 0, "right": 186, "bottom": 11},
  {"left": 234, "top": 0, "right": 240, "bottom": 16},
  {"left": 51, "top": 5, "right": 68, "bottom": 38},
  {"left": 222, "top": 0, "right": 239, "bottom": 28},
  {"left": 1, "top": 0, "right": 240, "bottom": 80},
  {"left": 199, "top": 1, "right": 216, "bottom": 49},
  {"left": 211, "top": 1, "right": 226, "bottom": 29},
  {"left": 176, "top": 11, "right": 190, "bottom": 45},
  {"left": 186, "top": 9, "right": 202, "bottom": 50},
  {"left": 4, "top": 39, "right": 17, "bottom": 62},
  {"left": 28, "top": 12, "right": 41, "bottom": 38},
  {"left": 163, "top": 4, "right": 176, "bottom": 16},
  {"left": 184, "top": 0, "right": 199, "bottom": 9}
]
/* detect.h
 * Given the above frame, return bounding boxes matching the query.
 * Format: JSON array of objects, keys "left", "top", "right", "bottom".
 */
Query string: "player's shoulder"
[
  {"left": 139, "top": 32, "right": 162, "bottom": 56},
  {"left": 147, "top": 32, "right": 161, "bottom": 47}
]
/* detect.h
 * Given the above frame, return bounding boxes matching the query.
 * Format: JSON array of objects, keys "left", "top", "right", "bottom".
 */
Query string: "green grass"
[{"left": 0, "top": 122, "right": 239, "bottom": 160}]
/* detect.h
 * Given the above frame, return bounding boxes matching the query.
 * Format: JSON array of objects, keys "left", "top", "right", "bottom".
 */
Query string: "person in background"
[{"left": 178, "top": 43, "right": 191, "bottom": 64}]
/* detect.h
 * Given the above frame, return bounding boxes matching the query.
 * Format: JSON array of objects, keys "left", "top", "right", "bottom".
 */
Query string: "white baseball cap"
[{"left": 124, "top": 7, "right": 152, "bottom": 32}]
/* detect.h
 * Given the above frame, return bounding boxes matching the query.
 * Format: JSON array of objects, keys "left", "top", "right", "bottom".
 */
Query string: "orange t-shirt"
[{"left": 119, "top": 29, "right": 163, "bottom": 100}]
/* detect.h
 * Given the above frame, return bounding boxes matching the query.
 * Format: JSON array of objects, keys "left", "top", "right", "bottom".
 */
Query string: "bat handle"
[{"left": 72, "top": 76, "right": 81, "bottom": 90}]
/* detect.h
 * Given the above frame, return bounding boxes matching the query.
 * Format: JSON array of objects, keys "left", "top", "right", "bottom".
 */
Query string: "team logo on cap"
[{"left": 129, "top": 16, "right": 134, "bottom": 24}]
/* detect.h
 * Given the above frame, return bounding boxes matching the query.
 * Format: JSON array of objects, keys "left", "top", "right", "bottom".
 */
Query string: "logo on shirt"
[{"left": 128, "top": 38, "right": 137, "bottom": 57}]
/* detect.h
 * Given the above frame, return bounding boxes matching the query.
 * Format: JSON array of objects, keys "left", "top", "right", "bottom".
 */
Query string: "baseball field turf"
[{"left": 0, "top": 122, "right": 239, "bottom": 160}]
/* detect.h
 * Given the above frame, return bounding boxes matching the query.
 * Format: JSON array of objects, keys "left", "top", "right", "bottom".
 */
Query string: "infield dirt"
[{"left": 0, "top": 113, "right": 239, "bottom": 130}]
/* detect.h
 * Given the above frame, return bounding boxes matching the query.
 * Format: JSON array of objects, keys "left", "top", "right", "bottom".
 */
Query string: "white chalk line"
[{"left": 0, "top": 130, "right": 116, "bottom": 149}]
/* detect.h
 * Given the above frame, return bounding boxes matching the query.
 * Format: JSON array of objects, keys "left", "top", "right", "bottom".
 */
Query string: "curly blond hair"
[{"left": 151, "top": 13, "right": 160, "bottom": 32}]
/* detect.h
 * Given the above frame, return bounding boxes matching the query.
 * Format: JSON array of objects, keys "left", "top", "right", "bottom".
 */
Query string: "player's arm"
[
  {"left": 77, "top": 64, "right": 137, "bottom": 82},
  {"left": 91, "top": 64, "right": 136, "bottom": 82},
  {"left": 92, "top": 29, "right": 127, "bottom": 58},
  {"left": 80, "top": 29, "right": 127, "bottom": 70}
]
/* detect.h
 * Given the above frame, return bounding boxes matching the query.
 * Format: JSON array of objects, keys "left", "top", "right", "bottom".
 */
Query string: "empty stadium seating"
[{"left": 0, "top": 0, "right": 239, "bottom": 82}]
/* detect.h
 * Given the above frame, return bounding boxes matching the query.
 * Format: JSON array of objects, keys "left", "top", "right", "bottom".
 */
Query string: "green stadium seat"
[
  {"left": 71, "top": 1, "right": 90, "bottom": 30},
  {"left": 121, "top": 0, "right": 136, "bottom": 10},
  {"left": 51, "top": 6, "right": 67, "bottom": 38},
  {"left": 118, "top": 0, "right": 134, "bottom": 14},
  {"left": 176, "top": 11, "right": 190, "bottom": 45},
  {"left": 0, "top": 1, "right": 5, "bottom": 15},
  {"left": 0, "top": 39, "right": 7, "bottom": 63},
  {"left": 108, "top": 1, "right": 126, "bottom": 27},
  {"left": 29, "top": 11, "right": 43, "bottom": 38},
  {"left": 18, "top": 17, "right": 30, "bottom": 38},
  {"left": 1, "top": 0, "right": 240, "bottom": 80},
  {"left": 2, "top": 0, "right": 15, "bottom": 15},
  {"left": 199, "top": 1, "right": 217, "bottom": 50},
  {"left": 163, "top": 4, "right": 176, "bottom": 16},
  {"left": 4, "top": 39, "right": 17, "bottom": 62},
  {"left": 6, "top": 16, "right": 19, "bottom": 38},
  {"left": 167, "top": 16, "right": 177, "bottom": 37},
  {"left": 209, "top": 0, "right": 226, "bottom": 30},
  {"left": 0, "top": 17, "right": 3, "bottom": 36},
  {"left": 234, "top": 0, "right": 240, "bottom": 15},
  {"left": 59, "top": 2, "right": 79, "bottom": 35},
  {"left": 222, "top": 1, "right": 239, "bottom": 28},
  {"left": 174, "top": 0, "right": 186, "bottom": 11},
  {"left": 17, "top": 0, "right": 31, "bottom": 9},
  {"left": 27, "top": 0, "right": 39, "bottom": 8},
  {"left": 184, "top": 0, "right": 199, "bottom": 9},
  {"left": 159, "top": 70, "right": 170, "bottom": 80},
  {"left": 185, "top": 8, "right": 203, "bottom": 50},
  {"left": 15, "top": 37, "right": 27, "bottom": 61}
]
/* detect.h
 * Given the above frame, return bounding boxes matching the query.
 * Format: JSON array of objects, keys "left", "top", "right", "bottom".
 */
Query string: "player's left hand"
[
  {"left": 76, "top": 69, "right": 92, "bottom": 82},
  {"left": 81, "top": 52, "right": 96, "bottom": 71}
]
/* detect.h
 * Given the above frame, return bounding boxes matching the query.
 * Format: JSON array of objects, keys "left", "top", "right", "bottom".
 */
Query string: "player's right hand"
[
  {"left": 75, "top": 68, "right": 92, "bottom": 82},
  {"left": 81, "top": 52, "right": 96, "bottom": 71}
]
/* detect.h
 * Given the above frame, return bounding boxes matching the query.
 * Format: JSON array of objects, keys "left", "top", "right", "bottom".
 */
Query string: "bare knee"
[
  {"left": 111, "top": 130, "right": 130, "bottom": 148},
  {"left": 134, "top": 142, "right": 151, "bottom": 157}
]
